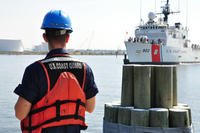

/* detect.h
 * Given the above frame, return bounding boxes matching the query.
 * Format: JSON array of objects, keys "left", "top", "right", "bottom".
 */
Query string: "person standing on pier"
[{"left": 14, "top": 10, "right": 98, "bottom": 133}]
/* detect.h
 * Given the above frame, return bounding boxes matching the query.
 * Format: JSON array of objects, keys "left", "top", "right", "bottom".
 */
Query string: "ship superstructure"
[{"left": 124, "top": 0, "right": 199, "bottom": 64}]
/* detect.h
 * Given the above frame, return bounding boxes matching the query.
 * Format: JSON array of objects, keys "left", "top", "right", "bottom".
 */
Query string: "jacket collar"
[{"left": 45, "top": 48, "right": 69, "bottom": 58}]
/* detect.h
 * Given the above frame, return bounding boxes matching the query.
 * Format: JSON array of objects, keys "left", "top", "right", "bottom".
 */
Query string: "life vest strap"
[
  {"left": 29, "top": 99, "right": 85, "bottom": 115},
  {"left": 75, "top": 99, "right": 81, "bottom": 119},
  {"left": 24, "top": 114, "right": 85, "bottom": 131},
  {"left": 28, "top": 115, "right": 32, "bottom": 133},
  {"left": 56, "top": 100, "right": 61, "bottom": 119},
  {"left": 23, "top": 99, "right": 86, "bottom": 131}
]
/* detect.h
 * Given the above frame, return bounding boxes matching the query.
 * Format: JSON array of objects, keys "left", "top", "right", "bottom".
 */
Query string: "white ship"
[
  {"left": 124, "top": 0, "right": 199, "bottom": 64},
  {"left": 0, "top": 39, "right": 24, "bottom": 52}
]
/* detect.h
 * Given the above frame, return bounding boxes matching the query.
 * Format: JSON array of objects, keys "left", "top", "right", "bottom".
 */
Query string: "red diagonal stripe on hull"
[{"left": 152, "top": 44, "right": 160, "bottom": 62}]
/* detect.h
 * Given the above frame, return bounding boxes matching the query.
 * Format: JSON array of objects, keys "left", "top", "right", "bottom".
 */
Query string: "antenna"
[
  {"left": 162, "top": 0, "right": 170, "bottom": 22},
  {"left": 157, "top": 0, "right": 180, "bottom": 23},
  {"left": 155, "top": 0, "right": 157, "bottom": 12},
  {"left": 186, "top": 0, "right": 188, "bottom": 28},
  {"left": 178, "top": 0, "right": 180, "bottom": 11},
  {"left": 140, "top": 0, "right": 142, "bottom": 24}
]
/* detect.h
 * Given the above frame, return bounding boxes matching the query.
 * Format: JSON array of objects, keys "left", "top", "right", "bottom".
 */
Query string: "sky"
[{"left": 0, "top": 0, "right": 199, "bottom": 50}]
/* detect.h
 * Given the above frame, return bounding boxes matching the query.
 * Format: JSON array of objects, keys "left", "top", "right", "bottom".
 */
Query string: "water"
[{"left": 0, "top": 55, "right": 199, "bottom": 133}]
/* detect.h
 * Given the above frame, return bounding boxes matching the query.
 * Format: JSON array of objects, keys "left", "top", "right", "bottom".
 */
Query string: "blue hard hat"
[{"left": 41, "top": 10, "right": 73, "bottom": 33}]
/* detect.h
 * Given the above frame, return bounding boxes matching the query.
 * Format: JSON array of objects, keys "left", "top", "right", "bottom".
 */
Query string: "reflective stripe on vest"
[{"left": 21, "top": 57, "right": 87, "bottom": 133}]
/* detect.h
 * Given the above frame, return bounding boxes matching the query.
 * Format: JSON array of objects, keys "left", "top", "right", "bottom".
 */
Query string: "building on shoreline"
[
  {"left": 32, "top": 42, "right": 125, "bottom": 55},
  {"left": 32, "top": 42, "right": 48, "bottom": 52},
  {"left": 0, "top": 39, "right": 24, "bottom": 52}
]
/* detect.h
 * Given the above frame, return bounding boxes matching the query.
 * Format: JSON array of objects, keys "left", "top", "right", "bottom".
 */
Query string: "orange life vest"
[{"left": 21, "top": 58, "right": 87, "bottom": 133}]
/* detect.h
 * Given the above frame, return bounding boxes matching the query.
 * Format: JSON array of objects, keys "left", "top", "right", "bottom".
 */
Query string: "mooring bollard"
[
  {"left": 121, "top": 65, "right": 134, "bottom": 106},
  {"left": 134, "top": 65, "right": 151, "bottom": 109},
  {"left": 131, "top": 108, "right": 149, "bottom": 127},
  {"left": 149, "top": 108, "right": 169, "bottom": 127},
  {"left": 154, "top": 66, "right": 173, "bottom": 108}
]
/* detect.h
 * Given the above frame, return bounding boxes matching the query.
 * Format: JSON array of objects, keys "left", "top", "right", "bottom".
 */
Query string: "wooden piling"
[
  {"left": 173, "top": 106, "right": 192, "bottom": 126},
  {"left": 169, "top": 109, "right": 190, "bottom": 127},
  {"left": 173, "top": 67, "right": 177, "bottom": 106},
  {"left": 149, "top": 108, "right": 169, "bottom": 127},
  {"left": 155, "top": 66, "right": 173, "bottom": 108},
  {"left": 118, "top": 106, "right": 133, "bottom": 125},
  {"left": 130, "top": 109, "right": 149, "bottom": 127},
  {"left": 134, "top": 66, "right": 151, "bottom": 108},
  {"left": 103, "top": 61, "right": 194, "bottom": 133},
  {"left": 151, "top": 67, "right": 156, "bottom": 107},
  {"left": 121, "top": 65, "right": 134, "bottom": 106},
  {"left": 104, "top": 104, "right": 119, "bottom": 123}
]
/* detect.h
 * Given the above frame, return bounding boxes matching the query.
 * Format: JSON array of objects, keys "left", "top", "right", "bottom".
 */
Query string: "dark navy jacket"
[{"left": 14, "top": 48, "right": 98, "bottom": 133}]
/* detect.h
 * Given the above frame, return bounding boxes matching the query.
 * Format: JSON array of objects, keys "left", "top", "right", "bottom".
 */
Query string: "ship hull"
[{"left": 125, "top": 41, "right": 200, "bottom": 64}]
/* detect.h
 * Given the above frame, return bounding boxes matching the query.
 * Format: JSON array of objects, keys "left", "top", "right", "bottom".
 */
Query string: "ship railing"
[
  {"left": 127, "top": 36, "right": 167, "bottom": 46},
  {"left": 191, "top": 44, "right": 200, "bottom": 50},
  {"left": 127, "top": 37, "right": 149, "bottom": 44},
  {"left": 127, "top": 36, "right": 166, "bottom": 45}
]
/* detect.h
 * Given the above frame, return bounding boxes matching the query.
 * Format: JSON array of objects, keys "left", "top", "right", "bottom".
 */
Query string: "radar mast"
[
  {"left": 162, "top": 0, "right": 170, "bottom": 22},
  {"left": 161, "top": 0, "right": 179, "bottom": 23}
]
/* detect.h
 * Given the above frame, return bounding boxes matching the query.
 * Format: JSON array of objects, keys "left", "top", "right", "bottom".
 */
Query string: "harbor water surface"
[{"left": 0, "top": 55, "right": 200, "bottom": 133}]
